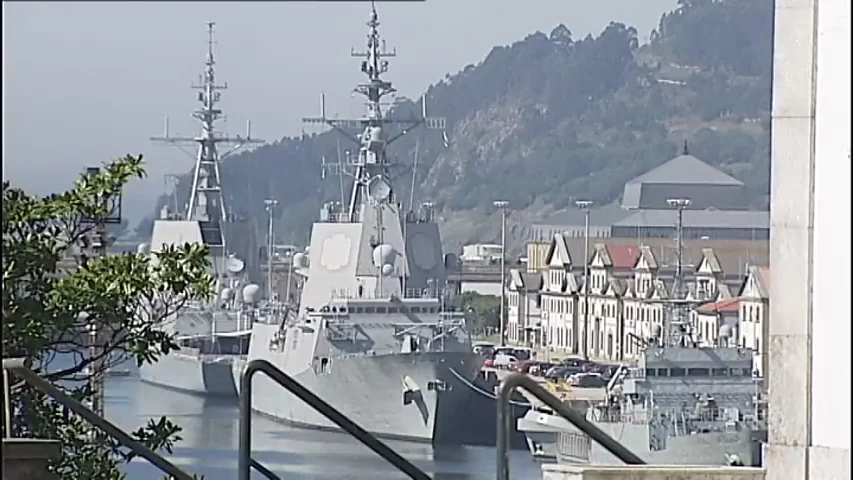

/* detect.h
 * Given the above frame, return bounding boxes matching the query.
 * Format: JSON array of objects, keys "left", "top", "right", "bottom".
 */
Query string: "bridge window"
[
  {"left": 670, "top": 368, "right": 686, "bottom": 377},
  {"left": 376, "top": 307, "right": 386, "bottom": 314},
  {"left": 656, "top": 368, "right": 668, "bottom": 377},
  {"left": 712, "top": 368, "right": 729, "bottom": 377},
  {"left": 363, "top": 307, "right": 375, "bottom": 314},
  {"left": 387, "top": 307, "right": 398, "bottom": 314},
  {"left": 687, "top": 368, "right": 710, "bottom": 377},
  {"left": 411, "top": 307, "right": 421, "bottom": 313}
]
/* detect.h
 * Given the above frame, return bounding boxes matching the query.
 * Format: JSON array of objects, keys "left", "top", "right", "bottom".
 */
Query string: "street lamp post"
[
  {"left": 666, "top": 198, "right": 691, "bottom": 346},
  {"left": 264, "top": 199, "right": 278, "bottom": 301},
  {"left": 575, "top": 200, "right": 593, "bottom": 360},
  {"left": 493, "top": 200, "right": 510, "bottom": 347}
]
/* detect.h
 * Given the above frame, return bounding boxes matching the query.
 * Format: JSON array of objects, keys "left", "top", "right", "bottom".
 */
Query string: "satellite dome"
[
  {"left": 372, "top": 244, "right": 397, "bottom": 268},
  {"left": 381, "top": 264, "right": 394, "bottom": 276},
  {"left": 220, "top": 287, "right": 233, "bottom": 302},
  {"left": 293, "top": 252, "right": 306, "bottom": 269},
  {"left": 650, "top": 324, "right": 662, "bottom": 339},
  {"left": 226, "top": 256, "right": 246, "bottom": 276},
  {"left": 241, "top": 284, "right": 261, "bottom": 305},
  {"left": 137, "top": 243, "right": 150, "bottom": 254},
  {"left": 718, "top": 324, "right": 733, "bottom": 339}
]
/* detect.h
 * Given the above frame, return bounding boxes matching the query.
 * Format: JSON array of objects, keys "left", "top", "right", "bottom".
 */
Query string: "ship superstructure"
[
  {"left": 235, "top": 3, "right": 494, "bottom": 444},
  {"left": 518, "top": 332, "right": 767, "bottom": 466},
  {"left": 139, "top": 22, "right": 268, "bottom": 397}
]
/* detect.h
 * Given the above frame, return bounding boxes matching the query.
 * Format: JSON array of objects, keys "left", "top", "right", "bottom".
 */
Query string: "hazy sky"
[{"left": 3, "top": 0, "right": 676, "bottom": 222}]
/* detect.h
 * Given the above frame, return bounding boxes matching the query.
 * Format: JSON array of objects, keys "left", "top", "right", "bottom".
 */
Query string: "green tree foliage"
[
  {"left": 138, "top": 0, "right": 774, "bottom": 240},
  {"left": 2, "top": 154, "right": 213, "bottom": 479},
  {"left": 454, "top": 292, "right": 501, "bottom": 334}
]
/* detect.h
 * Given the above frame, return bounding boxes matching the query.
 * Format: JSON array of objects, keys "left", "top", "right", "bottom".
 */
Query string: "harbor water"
[{"left": 104, "top": 370, "right": 541, "bottom": 479}]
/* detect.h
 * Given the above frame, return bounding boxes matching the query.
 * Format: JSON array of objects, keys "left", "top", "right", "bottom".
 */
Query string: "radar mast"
[
  {"left": 151, "top": 22, "right": 264, "bottom": 247},
  {"left": 302, "top": 1, "right": 446, "bottom": 222}
]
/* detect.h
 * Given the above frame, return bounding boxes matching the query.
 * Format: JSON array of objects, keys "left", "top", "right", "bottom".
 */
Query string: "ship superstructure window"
[
  {"left": 687, "top": 368, "right": 710, "bottom": 377},
  {"left": 376, "top": 307, "right": 386, "bottom": 313},
  {"left": 712, "top": 368, "right": 729, "bottom": 377},
  {"left": 410, "top": 307, "right": 421, "bottom": 313},
  {"left": 670, "top": 368, "right": 686, "bottom": 377}
]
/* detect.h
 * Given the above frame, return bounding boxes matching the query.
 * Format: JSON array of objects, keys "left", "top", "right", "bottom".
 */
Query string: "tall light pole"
[
  {"left": 264, "top": 199, "right": 278, "bottom": 301},
  {"left": 666, "top": 198, "right": 691, "bottom": 346},
  {"left": 575, "top": 200, "right": 593, "bottom": 360},
  {"left": 494, "top": 200, "right": 510, "bottom": 347}
]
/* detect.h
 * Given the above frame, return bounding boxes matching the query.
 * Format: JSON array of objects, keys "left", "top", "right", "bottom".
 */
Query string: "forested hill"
[{"left": 139, "top": 0, "right": 774, "bottom": 252}]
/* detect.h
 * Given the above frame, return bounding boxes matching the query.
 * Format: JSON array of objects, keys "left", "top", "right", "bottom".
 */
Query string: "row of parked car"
[{"left": 474, "top": 342, "right": 618, "bottom": 388}]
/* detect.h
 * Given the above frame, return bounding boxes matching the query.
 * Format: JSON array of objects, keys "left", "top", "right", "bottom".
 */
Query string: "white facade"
[{"left": 766, "top": 0, "right": 851, "bottom": 478}]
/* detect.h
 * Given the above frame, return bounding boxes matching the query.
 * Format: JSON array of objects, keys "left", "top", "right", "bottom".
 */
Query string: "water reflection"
[{"left": 104, "top": 374, "right": 541, "bottom": 479}]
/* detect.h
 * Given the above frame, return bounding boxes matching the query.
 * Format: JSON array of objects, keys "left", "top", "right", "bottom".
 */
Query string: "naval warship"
[
  {"left": 233, "top": 3, "right": 519, "bottom": 445},
  {"left": 519, "top": 325, "right": 767, "bottom": 466},
  {"left": 138, "top": 22, "right": 266, "bottom": 397}
]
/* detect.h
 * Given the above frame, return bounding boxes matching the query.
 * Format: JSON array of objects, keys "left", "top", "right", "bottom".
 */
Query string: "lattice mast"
[
  {"left": 151, "top": 22, "right": 264, "bottom": 242},
  {"left": 302, "top": 1, "right": 446, "bottom": 222}
]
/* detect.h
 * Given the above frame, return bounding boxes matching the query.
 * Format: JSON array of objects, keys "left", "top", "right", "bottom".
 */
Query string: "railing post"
[
  {"left": 3, "top": 368, "right": 12, "bottom": 437},
  {"left": 496, "top": 373, "right": 646, "bottom": 480},
  {"left": 238, "top": 361, "right": 253, "bottom": 480},
  {"left": 239, "top": 359, "right": 431, "bottom": 480}
]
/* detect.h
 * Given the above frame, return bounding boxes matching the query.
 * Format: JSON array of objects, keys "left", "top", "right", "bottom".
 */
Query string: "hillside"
[{"left": 140, "top": 0, "right": 774, "bottom": 254}]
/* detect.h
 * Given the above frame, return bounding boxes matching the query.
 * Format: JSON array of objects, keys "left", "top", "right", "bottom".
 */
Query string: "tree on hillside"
[{"left": 2, "top": 154, "right": 212, "bottom": 479}]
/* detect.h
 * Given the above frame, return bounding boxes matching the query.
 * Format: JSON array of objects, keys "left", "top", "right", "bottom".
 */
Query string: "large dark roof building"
[
  {"left": 621, "top": 145, "right": 748, "bottom": 210},
  {"left": 529, "top": 145, "right": 768, "bottom": 242}
]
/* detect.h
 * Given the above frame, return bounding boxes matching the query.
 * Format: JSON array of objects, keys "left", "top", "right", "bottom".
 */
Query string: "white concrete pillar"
[{"left": 767, "top": 0, "right": 851, "bottom": 478}]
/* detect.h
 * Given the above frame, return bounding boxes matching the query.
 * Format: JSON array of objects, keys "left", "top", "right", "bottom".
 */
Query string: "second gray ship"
[{"left": 139, "top": 22, "right": 266, "bottom": 397}]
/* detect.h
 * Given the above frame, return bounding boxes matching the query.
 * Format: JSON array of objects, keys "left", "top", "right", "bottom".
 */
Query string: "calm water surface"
[{"left": 104, "top": 373, "right": 542, "bottom": 479}]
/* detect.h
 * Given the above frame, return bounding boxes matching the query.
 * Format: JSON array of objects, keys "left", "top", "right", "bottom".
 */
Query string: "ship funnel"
[{"left": 241, "top": 284, "right": 261, "bottom": 305}]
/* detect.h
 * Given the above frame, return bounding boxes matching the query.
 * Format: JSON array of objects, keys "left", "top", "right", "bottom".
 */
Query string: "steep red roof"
[
  {"left": 608, "top": 246, "right": 641, "bottom": 269},
  {"left": 696, "top": 297, "right": 742, "bottom": 314}
]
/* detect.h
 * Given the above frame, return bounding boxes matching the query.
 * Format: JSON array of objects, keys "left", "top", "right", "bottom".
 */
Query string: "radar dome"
[
  {"left": 137, "top": 243, "right": 150, "bottom": 254},
  {"left": 718, "top": 324, "right": 733, "bottom": 339},
  {"left": 293, "top": 252, "right": 306, "bottom": 269},
  {"left": 220, "top": 287, "right": 233, "bottom": 302},
  {"left": 226, "top": 256, "right": 246, "bottom": 276},
  {"left": 381, "top": 264, "right": 394, "bottom": 276},
  {"left": 241, "top": 284, "right": 261, "bottom": 305},
  {"left": 372, "top": 244, "right": 397, "bottom": 268},
  {"left": 650, "top": 324, "right": 662, "bottom": 339}
]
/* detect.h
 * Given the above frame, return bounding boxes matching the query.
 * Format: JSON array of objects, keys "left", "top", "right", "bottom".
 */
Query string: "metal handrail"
[
  {"left": 238, "top": 359, "right": 431, "bottom": 480},
  {"left": 496, "top": 373, "right": 646, "bottom": 480},
  {"left": 2, "top": 357, "right": 194, "bottom": 480}
]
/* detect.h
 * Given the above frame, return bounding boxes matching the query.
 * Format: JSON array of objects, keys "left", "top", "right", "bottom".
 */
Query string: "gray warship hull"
[
  {"left": 139, "top": 352, "right": 239, "bottom": 397},
  {"left": 559, "top": 422, "right": 763, "bottom": 466},
  {"left": 234, "top": 324, "right": 481, "bottom": 444}
]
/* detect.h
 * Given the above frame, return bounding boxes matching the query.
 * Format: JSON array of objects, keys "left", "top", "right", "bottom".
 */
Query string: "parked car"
[
  {"left": 571, "top": 373, "right": 608, "bottom": 388},
  {"left": 493, "top": 354, "right": 519, "bottom": 370},
  {"left": 544, "top": 365, "right": 583, "bottom": 381}
]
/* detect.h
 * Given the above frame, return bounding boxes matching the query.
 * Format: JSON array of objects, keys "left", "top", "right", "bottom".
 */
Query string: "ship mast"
[
  {"left": 151, "top": 22, "right": 264, "bottom": 248},
  {"left": 302, "top": 1, "right": 446, "bottom": 222}
]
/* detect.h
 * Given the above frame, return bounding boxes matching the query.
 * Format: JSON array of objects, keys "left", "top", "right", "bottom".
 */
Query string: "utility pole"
[
  {"left": 576, "top": 200, "right": 593, "bottom": 360},
  {"left": 264, "top": 199, "right": 278, "bottom": 301},
  {"left": 493, "top": 201, "right": 510, "bottom": 347},
  {"left": 666, "top": 198, "right": 691, "bottom": 347},
  {"left": 80, "top": 166, "right": 122, "bottom": 421}
]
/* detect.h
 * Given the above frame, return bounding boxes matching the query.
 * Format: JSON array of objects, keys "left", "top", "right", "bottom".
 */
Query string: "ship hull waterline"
[
  {"left": 233, "top": 345, "right": 530, "bottom": 446},
  {"left": 139, "top": 353, "right": 240, "bottom": 398}
]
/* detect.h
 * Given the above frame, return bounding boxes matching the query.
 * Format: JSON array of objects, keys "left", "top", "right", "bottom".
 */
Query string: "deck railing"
[
  {"left": 2, "top": 357, "right": 195, "bottom": 480},
  {"left": 238, "top": 359, "right": 431, "bottom": 480}
]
